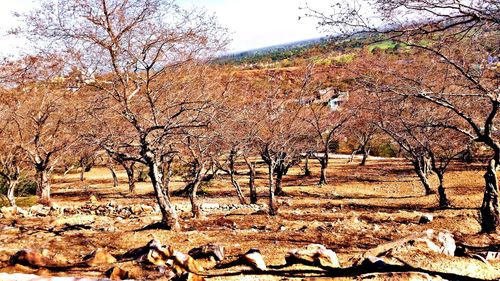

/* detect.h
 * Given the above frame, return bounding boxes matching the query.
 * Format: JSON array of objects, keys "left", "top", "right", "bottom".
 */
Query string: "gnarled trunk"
[
  {"left": 360, "top": 147, "right": 370, "bottom": 166},
  {"left": 481, "top": 159, "right": 499, "bottom": 233},
  {"left": 108, "top": 165, "right": 119, "bottom": 188},
  {"left": 412, "top": 157, "right": 433, "bottom": 195},
  {"left": 349, "top": 149, "right": 357, "bottom": 163},
  {"left": 318, "top": 156, "right": 328, "bottom": 185},
  {"left": 268, "top": 161, "right": 278, "bottom": 216},
  {"left": 304, "top": 153, "right": 311, "bottom": 176},
  {"left": 147, "top": 161, "right": 180, "bottom": 230},
  {"left": 275, "top": 168, "right": 284, "bottom": 195},
  {"left": 230, "top": 172, "right": 246, "bottom": 204},
  {"left": 123, "top": 163, "right": 136, "bottom": 193},
  {"left": 229, "top": 151, "right": 246, "bottom": 204},
  {"left": 79, "top": 160, "right": 92, "bottom": 181},
  {"left": 436, "top": 172, "right": 449, "bottom": 208},
  {"left": 7, "top": 180, "right": 18, "bottom": 207},
  {"left": 247, "top": 162, "right": 257, "bottom": 204},
  {"left": 161, "top": 159, "right": 173, "bottom": 200},
  {"left": 36, "top": 169, "right": 51, "bottom": 205},
  {"left": 189, "top": 164, "right": 204, "bottom": 219},
  {"left": 80, "top": 166, "right": 85, "bottom": 181}
]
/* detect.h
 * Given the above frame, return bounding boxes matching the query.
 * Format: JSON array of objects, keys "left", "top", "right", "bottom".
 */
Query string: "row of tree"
[{"left": 0, "top": 0, "right": 498, "bottom": 232}]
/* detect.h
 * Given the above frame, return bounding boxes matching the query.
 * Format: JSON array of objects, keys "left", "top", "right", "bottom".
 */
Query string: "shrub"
[
  {"left": 333, "top": 53, "right": 356, "bottom": 65},
  {"left": 0, "top": 178, "right": 37, "bottom": 197},
  {"left": 371, "top": 142, "right": 399, "bottom": 157}
]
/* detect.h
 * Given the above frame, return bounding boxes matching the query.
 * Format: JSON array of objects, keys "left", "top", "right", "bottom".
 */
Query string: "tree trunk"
[
  {"left": 189, "top": 165, "right": 204, "bottom": 219},
  {"left": 63, "top": 165, "right": 75, "bottom": 176},
  {"left": 137, "top": 166, "right": 148, "bottom": 182},
  {"left": 230, "top": 172, "right": 246, "bottom": 204},
  {"left": 7, "top": 180, "right": 17, "bottom": 207},
  {"left": 122, "top": 163, "right": 136, "bottom": 193},
  {"left": 360, "top": 147, "right": 370, "bottom": 166},
  {"left": 108, "top": 165, "right": 119, "bottom": 188},
  {"left": 412, "top": 159, "right": 433, "bottom": 195},
  {"left": 349, "top": 148, "right": 358, "bottom": 163},
  {"left": 275, "top": 168, "right": 284, "bottom": 195},
  {"left": 436, "top": 172, "right": 449, "bottom": 208},
  {"left": 248, "top": 162, "right": 257, "bottom": 204},
  {"left": 80, "top": 165, "right": 85, "bottom": 181},
  {"left": 162, "top": 160, "right": 173, "bottom": 200},
  {"left": 319, "top": 156, "right": 328, "bottom": 185},
  {"left": 268, "top": 162, "right": 278, "bottom": 216},
  {"left": 304, "top": 153, "right": 311, "bottom": 176},
  {"left": 229, "top": 152, "right": 246, "bottom": 204},
  {"left": 481, "top": 159, "right": 499, "bottom": 233},
  {"left": 36, "top": 169, "right": 51, "bottom": 205},
  {"left": 148, "top": 161, "right": 180, "bottom": 230}
]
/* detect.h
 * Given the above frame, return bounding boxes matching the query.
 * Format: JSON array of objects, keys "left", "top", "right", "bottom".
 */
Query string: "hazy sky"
[
  {"left": 178, "top": 0, "right": 332, "bottom": 52},
  {"left": 0, "top": 0, "right": 333, "bottom": 55}
]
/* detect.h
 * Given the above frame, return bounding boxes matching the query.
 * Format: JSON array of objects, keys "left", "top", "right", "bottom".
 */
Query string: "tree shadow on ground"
[{"left": 205, "top": 263, "right": 492, "bottom": 281}]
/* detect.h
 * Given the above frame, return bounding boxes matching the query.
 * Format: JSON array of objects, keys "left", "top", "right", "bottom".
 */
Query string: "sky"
[
  {"left": 178, "top": 0, "right": 333, "bottom": 53},
  {"left": 0, "top": 0, "right": 333, "bottom": 56}
]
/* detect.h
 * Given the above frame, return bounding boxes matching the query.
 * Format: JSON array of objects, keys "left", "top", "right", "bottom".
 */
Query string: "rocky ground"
[{"left": 0, "top": 156, "right": 499, "bottom": 280}]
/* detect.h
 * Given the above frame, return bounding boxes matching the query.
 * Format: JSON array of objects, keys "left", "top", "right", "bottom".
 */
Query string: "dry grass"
[{"left": 0, "top": 155, "right": 499, "bottom": 280}]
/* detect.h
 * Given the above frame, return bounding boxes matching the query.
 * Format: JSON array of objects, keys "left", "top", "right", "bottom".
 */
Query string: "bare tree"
[
  {"left": 303, "top": 96, "right": 351, "bottom": 185},
  {"left": 306, "top": 0, "right": 500, "bottom": 232},
  {"left": 20, "top": 0, "right": 228, "bottom": 229},
  {"left": 0, "top": 56, "right": 84, "bottom": 205},
  {"left": 105, "top": 149, "right": 137, "bottom": 192},
  {"left": 0, "top": 134, "right": 23, "bottom": 207},
  {"left": 373, "top": 88, "right": 467, "bottom": 204},
  {"left": 254, "top": 70, "right": 310, "bottom": 214}
]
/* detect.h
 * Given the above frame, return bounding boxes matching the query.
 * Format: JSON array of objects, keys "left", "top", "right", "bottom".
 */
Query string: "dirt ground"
[{"left": 1, "top": 155, "right": 499, "bottom": 280}]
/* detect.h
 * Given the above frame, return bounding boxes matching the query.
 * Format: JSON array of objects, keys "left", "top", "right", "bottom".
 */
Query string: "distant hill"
[
  {"left": 214, "top": 32, "right": 381, "bottom": 66},
  {"left": 229, "top": 37, "right": 328, "bottom": 58},
  {"left": 215, "top": 37, "right": 331, "bottom": 65}
]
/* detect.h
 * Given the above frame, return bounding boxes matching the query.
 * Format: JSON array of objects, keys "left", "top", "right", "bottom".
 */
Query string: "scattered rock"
[
  {"left": 120, "top": 239, "right": 203, "bottom": 277},
  {"left": 29, "top": 204, "right": 50, "bottom": 216},
  {"left": 130, "top": 205, "right": 143, "bottom": 215},
  {"left": 286, "top": 244, "right": 340, "bottom": 268},
  {"left": 200, "top": 203, "right": 220, "bottom": 210},
  {"left": 0, "top": 226, "right": 20, "bottom": 235},
  {"left": 242, "top": 248, "right": 266, "bottom": 271},
  {"left": 359, "top": 255, "right": 393, "bottom": 271},
  {"left": 49, "top": 205, "right": 64, "bottom": 217},
  {"left": 142, "top": 205, "right": 154, "bottom": 214},
  {"left": 89, "top": 195, "right": 98, "bottom": 204},
  {"left": 10, "top": 249, "right": 52, "bottom": 268},
  {"left": 419, "top": 214, "right": 434, "bottom": 224},
  {"left": 1, "top": 207, "right": 18, "bottom": 219},
  {"left": 171, "top": 250, "right": 204, "bottom": 274},
  {"left": 17, "top": 207, "right": 28, "bottom": 217},
  {"left": 83, "top": 248, "right": 117, "bottom": 266},
  {"left": 188, "top": 244, "right": 224, "bottom": 262},
  {"left": 105, "top": 266, "right": 130, "bottom": 280},
  {"left": 360, "top": 229, "right": 456, "bottom": 261},
  {"left": 52, "top": 215, "right": 95, "bottom": 227}
]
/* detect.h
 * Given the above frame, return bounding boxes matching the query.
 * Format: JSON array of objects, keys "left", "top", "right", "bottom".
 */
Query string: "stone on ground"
[
  {"left": 83, "top": 248, "right": 117, "bottom": 266},
  {"left": 286, "top": 243, "right": 340, "bottom": 268}
]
